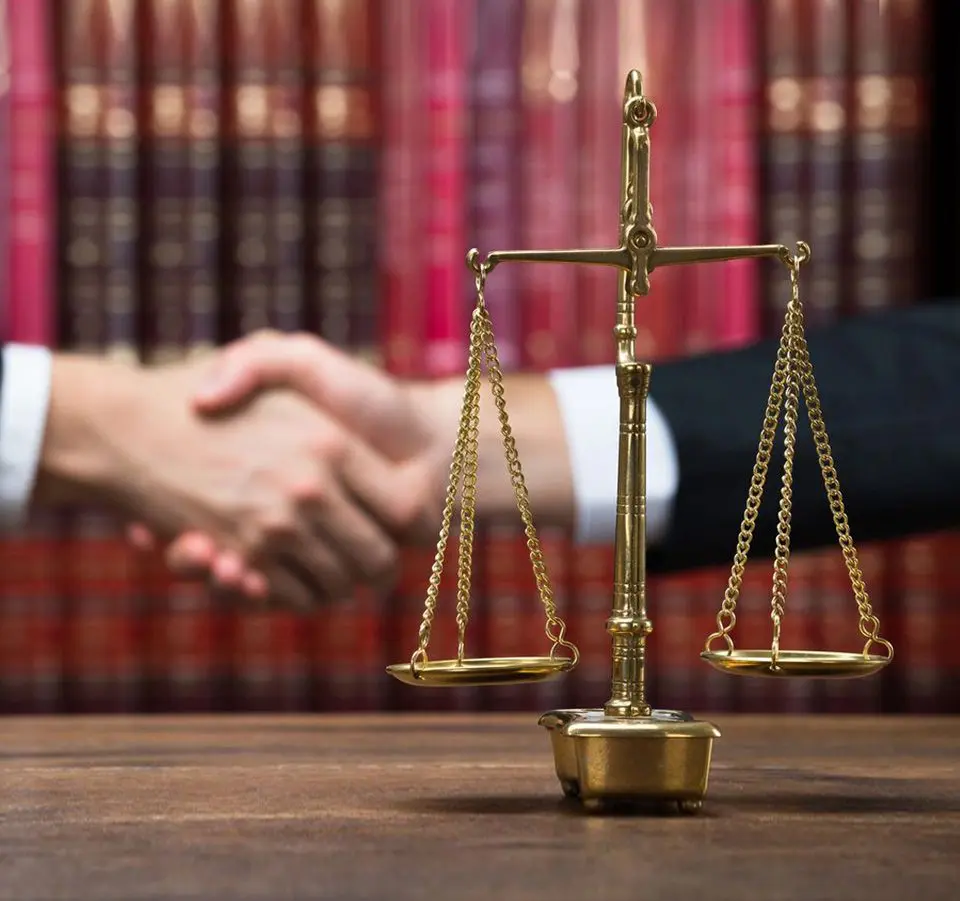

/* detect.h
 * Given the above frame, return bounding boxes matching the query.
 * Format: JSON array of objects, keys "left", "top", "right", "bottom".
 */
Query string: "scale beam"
[{"left": 481, "top": 243, "right": 790, "bottom": 276}]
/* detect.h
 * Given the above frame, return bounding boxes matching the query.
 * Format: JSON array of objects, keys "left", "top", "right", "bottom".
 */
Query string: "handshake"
[
  {"left": 36, "top": 330, "right": 571, "bottom": 610},
  {"left": 38, "top": 331, "right": 454, "bottom": 609}
]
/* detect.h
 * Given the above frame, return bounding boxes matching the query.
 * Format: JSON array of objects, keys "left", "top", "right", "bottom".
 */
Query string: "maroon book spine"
[
  {"left": 0, "top": 1, "right": 7, "bottom": 337},
  {"left": 0, "top": 0, "right": 64, "bottom": 713},
  {"left": 302, "top": 0, "right": 386, "bottom": 712},
  {"left": 469, "top": 0, "right": 522, "bottom": 714},
  {"left": 379, "top": 0, "right": 424, "bottom": 378},
  {"left": 266, "top": 0, "right": 305, "bottom": 334}
]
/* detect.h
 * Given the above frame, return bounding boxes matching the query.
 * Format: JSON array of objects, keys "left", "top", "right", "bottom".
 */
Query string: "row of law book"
[{"left": 0, "top": 0, "right": 955, "bottom": 716}]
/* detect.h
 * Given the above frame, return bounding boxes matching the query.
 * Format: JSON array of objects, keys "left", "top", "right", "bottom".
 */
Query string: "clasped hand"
[{"left": 127, "top": 331, "right": 448, "bottom": 609}]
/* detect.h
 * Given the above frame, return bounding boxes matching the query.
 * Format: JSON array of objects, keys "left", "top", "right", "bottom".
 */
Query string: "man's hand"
[
  {"left": 36, "top": 351, "right": 412, "bottom": 609},
  {"left": 127, "top": 331, "right": 455, "bottom": 598},
  {"left": 127, "top": 330, "right": 576, "bottom": 600}
]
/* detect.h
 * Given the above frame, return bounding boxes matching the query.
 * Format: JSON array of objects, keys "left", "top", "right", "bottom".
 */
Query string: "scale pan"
[
  {"left": 700, "top": 649, "right": 891, "bottom": 679},
  {"left": 386, "top": 656, "right": 573, "bottom": 687}
]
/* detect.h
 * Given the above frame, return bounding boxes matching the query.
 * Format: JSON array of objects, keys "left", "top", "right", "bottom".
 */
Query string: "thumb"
[
  {"left": 192, "top": 334, "right": 289, "bottom": 412},
  {"left": 194, "top": 332, "right": 425, "bottom": 459}
]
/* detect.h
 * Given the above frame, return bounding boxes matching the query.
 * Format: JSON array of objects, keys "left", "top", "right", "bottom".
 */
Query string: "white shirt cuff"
[
  {"left": 0, "top": 344, "right": 54, "bottom": 529},
  {"left": 547, "top": 365, "right": 679, "bottom": 546}
]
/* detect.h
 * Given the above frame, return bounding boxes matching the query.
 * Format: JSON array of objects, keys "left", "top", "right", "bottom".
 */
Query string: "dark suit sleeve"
[{"left": 646, "top": 300, "right": 960, "bottom": 573}]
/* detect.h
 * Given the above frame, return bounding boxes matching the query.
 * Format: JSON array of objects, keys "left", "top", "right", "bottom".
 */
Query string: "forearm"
[
  {"left": 31, "top": 354, "right": 145, "bottom": 509},
  {"left": 422, "top": 372, "right": 576, "bottom": 531}
]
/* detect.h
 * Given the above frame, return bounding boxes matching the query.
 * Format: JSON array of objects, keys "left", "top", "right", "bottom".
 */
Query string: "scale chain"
[
  {"left": 768, "top": 263, "right": 803, "bottom": 664},
  {"left": 410, "top": 302, "right": 486, "bottom": 671},
  {"left": 790, "top": 271, "right": 892, "bottom": 659},
  {"left": 475, "top": 283, "right": 577, "bottom": 663},
  {"left": 409, "top": 259, "right": 579, "bottom": 675},
  {"left": 704, "top": 242, "right": 893, "bottom": 663}
]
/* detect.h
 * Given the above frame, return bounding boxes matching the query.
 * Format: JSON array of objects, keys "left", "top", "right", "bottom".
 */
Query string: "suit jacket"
[{"left": 647, "top": 300, "right": 960, "bottom": 573}]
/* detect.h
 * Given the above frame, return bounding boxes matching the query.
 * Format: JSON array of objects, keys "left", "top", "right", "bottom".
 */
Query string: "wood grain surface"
[{"left": 1, "top": 714, "right": 958, "bottom": 900}]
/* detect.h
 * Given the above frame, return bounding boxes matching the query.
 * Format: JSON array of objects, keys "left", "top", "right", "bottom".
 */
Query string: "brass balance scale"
[{"left": 385, "top": 70, "right": 894, "bottom": 812}]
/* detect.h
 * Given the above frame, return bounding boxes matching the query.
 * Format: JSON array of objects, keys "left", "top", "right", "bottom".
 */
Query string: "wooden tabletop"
[{"left": 1, "top": 713, "right": 958, "bottom": 900}]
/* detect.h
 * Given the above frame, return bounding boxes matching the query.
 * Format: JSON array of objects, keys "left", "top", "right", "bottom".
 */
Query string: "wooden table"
[{"left": 1, "top": 714, "right": 958, "bottom": 900}]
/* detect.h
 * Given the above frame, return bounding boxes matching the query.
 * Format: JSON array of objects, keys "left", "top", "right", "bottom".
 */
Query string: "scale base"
[{"left": 538, "top": 708, "right": 721, "bottom": 813}]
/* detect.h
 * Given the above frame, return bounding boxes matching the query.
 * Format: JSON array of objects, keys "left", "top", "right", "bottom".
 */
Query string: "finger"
[
  {"left": 192, "top": 351, "right": 270, "bottom": 412},
  {"left": 211, "top": 550, "right": 246, "bottom": 590},
  {"left": 303, "top": 470, "right": 400, "bottom": 593},
  {"left": 212, "top": 557, "right": 269, "bottom": 600},
  {"left": 126, "top": 523, "right": 157, "bottom": 551},
  {"left": 165, "top": 532, "right": 219, "bottom": 578},
  {"left": 264, "top": 524, "right": 355, "bottom": 607},
  {"left": 339, "top": 437, "right": 430, "bottom": 540},
  {"left": 242, "top": 570, "right": 269, "bottom": 598},
  {"left": 265, "top": 565, "right": 322, "bottom": 612}
]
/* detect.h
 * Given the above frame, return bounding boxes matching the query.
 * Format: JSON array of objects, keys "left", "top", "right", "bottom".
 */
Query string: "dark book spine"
[
  {"left": 57, "top": 0, "right": 109, "bottom": 714},
  {"left": 138, "top": 0, "right": 225, "bottom": 713},
  {"left": 221, "top": 0, "right": 272, "bottom": 340},
  {"left": 222, "top": 0, "right": 282, "bottom": 710},
  {"left": 266, "top": 0, "right": 305, "bottom": 334},
  {"left": 185, "top": 0, "right": 222, "bottom": 357}
]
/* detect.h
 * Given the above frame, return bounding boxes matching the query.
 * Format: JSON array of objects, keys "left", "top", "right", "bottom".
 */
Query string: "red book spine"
[
  {"left": 0, "top": 0, "right": 64, "bottom": 714},
  {"left": 889, "top": 535, "right": 943, "bottom": 713},
  {"left": 566, "top": 0, "right": 623, "bottom": 709},
  {"left": 0, "top": 3, "right": 10, "bottom": 707},
  {"left": 7, "top": 0, "right": 55, "bottom": 347},
  {"left": 628, "top": 0, "right": 682, "bottom": 362},
  {"left": 681, "top": 0, "right": 719, "bottom": 358},
  {"left": 714, "top": 0, "right": 761, "bottom": 351},
  {"left": 508, "top": 0, "right": 579, "bottom": 713},
  {"left": 731, "top": 0, "right": 807, "bottom": 714},
  {"left": 470, "top": 0, "right": 523, "bottom": 371},
  {"left": 379, "top": 0, "right": 424, "bottom": 377},
  {"left": 575, "top": 0, "right": 618, "bottom": 365},
  {"left": 700, "top": 0, "right": 763, "bottom": 716},
  {"left": 0, "top": 1, "right": 8, "bottom": 337},
  {"left": 422, "top": 0, "right": 468, "bottom": 377},
  {"left": 379, "top": 6, "right": 441, "bottom": 712},
  {"left": 460, "top": 0, "right": 524, "bottom": 714},
  {"left": 517, "top": 0, "right": 579, "bottom": 372}
]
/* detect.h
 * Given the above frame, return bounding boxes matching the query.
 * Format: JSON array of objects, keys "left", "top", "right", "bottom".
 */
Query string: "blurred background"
[{"left": 0, "top": 0, "right": 955, "bottom": 717}]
